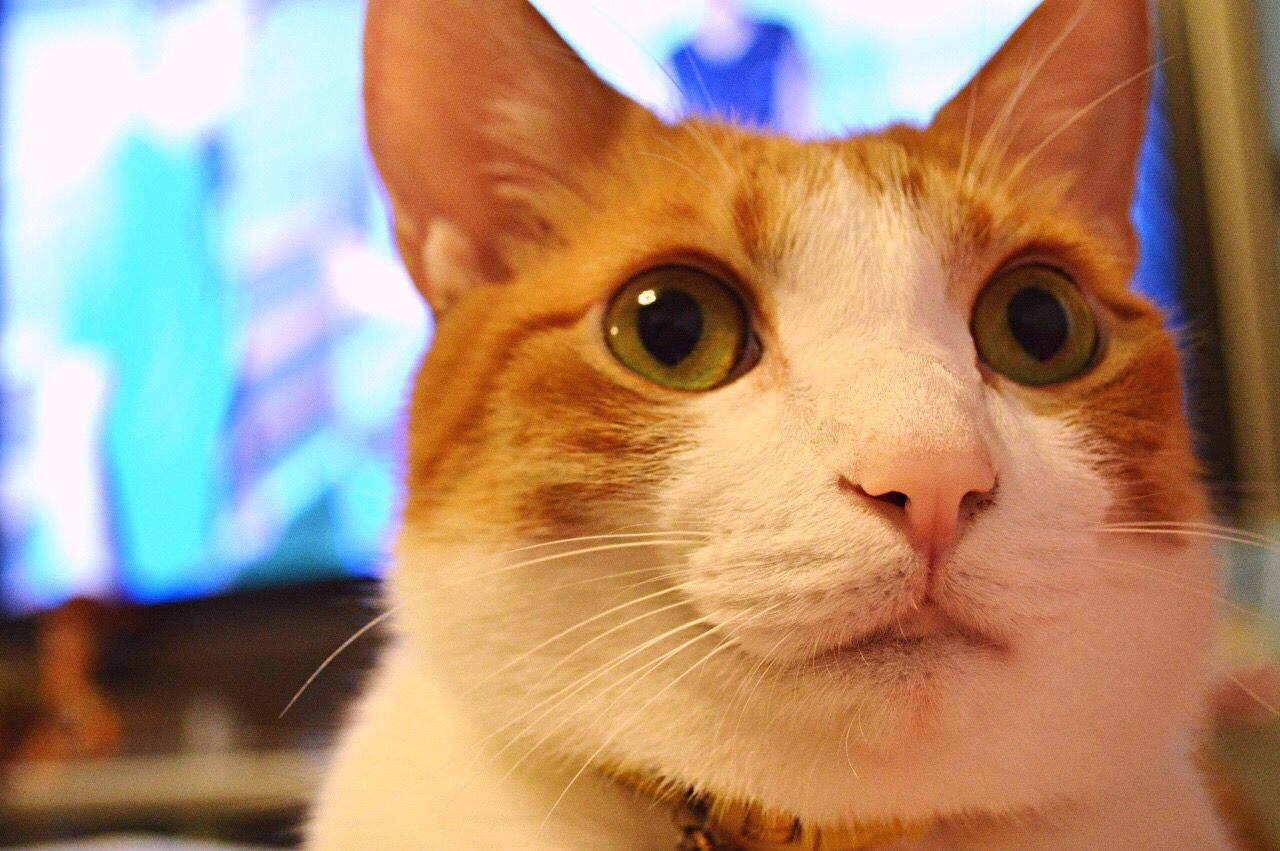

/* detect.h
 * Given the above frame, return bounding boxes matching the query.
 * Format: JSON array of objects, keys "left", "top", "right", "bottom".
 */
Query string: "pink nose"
[{"left": 852, "top": 452, "right": 996, "bottom": 562}]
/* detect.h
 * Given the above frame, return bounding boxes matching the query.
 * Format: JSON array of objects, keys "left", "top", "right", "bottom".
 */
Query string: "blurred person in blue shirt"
[{"left": 669, "top": 0, "right": 814, "bottom": 136}]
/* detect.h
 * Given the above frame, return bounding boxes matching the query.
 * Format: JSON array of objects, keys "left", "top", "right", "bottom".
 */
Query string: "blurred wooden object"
[{"left": 16, "top": 598, "right": 121, "bottom": 763}]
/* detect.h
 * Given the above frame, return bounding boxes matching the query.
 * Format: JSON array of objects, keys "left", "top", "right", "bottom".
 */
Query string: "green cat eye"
[
  {"left": 605, "top": 266, "right": 753, "bottom": 391},
  {"left": 971, "top": 265, "right": 1100, "bottom": 386}
]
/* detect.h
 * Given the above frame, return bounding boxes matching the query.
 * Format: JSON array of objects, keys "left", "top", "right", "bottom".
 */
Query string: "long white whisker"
[
  {"left": 477, "top": 617, "right": 719, "bottom": 793},
  {"left": 715, "top": 627, "right": 791, "bottom": 748},
  {"left": 498, "top": 531, "right": 710, "bottom": 558},
  {"left": 969, "top": 0, "right": 1093, "bottom": 183},
  {"left": 442, "top": 539, "right": 704, "bottom": 589},
  {"left": 1078, "top": 555, "right": 1268, "bottom": 624},
  {"left": 1055, "top": 608, "right": 1277, "bottom": 722},
  {"left": 636, "top": 150, "right": 719, "bottom": 191},
  {"left": 956, "top": 68, "right": 980, "bottom": 182},
  {"left": 1098, "top": 521, "right": 1275, "bottom": 547},
  {"left": 279, "top": 605, "right": 397, "bottom": 718},
  {"left": 1219, "top": 669, "right": 1280, "bottom": 717},
  {"left": 460, "top": 583, "right": 692, "bottom": 698},
  {"left": 970, "top": 39, "right": 1042, "bottom": 184},
  {"left": 474, "top": 609, "right": 715, "bottom": 760},
  {"left": 1008, "top": 58, "right": 1169, "bottom": 186},
  {"left": 497, "top": 603, "right": 781, "bottom": 799},
  {"left": 533, "top": 602, "right": 784, "bottom": 841},
  {"left": 550, "top": 563, "right": 671, "bottom": 595},
  {"left": 283, "top": 542, "right": 701, "bottom": 715},
  {"left": 1094, "top": 526, "right": 1276, "bottom": 552}
]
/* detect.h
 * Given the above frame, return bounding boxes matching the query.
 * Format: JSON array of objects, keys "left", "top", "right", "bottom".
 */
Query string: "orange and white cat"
[{"left": 308, "top": 0, "right": 1237, "bottom": 847}]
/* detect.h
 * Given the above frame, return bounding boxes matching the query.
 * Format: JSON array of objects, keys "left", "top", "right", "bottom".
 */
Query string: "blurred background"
[{"left": 0, "top": 0, "right": 1277, "bottom": 847}]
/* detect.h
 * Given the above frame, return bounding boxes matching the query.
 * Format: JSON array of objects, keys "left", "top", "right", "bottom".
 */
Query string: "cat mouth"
[{"left": 807, "top": 601, "right": 1005, "bottom": 668}]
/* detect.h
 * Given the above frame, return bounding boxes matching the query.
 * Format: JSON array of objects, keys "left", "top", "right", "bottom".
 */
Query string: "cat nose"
[{"left": 847, "top": 452, "right": 996, "bottom": 563}]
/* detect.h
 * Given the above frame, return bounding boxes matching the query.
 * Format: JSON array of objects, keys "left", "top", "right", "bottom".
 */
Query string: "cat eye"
[
  {"left": 604, "top": 266, "right": 756, "bottom": 391},
  {"left": 971, "top": 265, "right": 1100, "bottom": 386}
]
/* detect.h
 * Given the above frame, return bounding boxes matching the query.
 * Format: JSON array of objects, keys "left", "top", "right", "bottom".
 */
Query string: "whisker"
[
  {"left": 436, "top": 608, "right": 718, "bottom": 818},
  {"left": 596, "top": 609, "right": 770, "bottom": 728},
  {"left": 1219, "top": 669, "right": 1280, "bottom": 718},
  {"left": 550, "top": 563, "right": 672, "bottom": 595},
  {"left": 576, "top": 1, "right": 705, "bottom": 120},
  {"left": 437, "top": 538, "right": 705, "bottom": 589},
  {"left": 839, "top": 653, "right": 877, "bottom": 782},
  {"left": 713, "top": 631, "right": 779, "bottom": 740},
  {"left": 1077, "top": 555, "right": 1271, "bottom": 625},
  {"left": 720, "top": 627, "right": 794, "bottom": 761},
  {"left": 1006, "top": 57, "right": 1169, "bottom": 186},
  {"left": 956, "top": 67, "right": 980, "bottom": 183},
  {"left": 482, "top": 611, "right": 728, "bottom": 786},
  {"left": 279, "top": 605, "right": 397, "bottom": 718},
  {"left": 635, "top": 149, "right": 719, "bottom": 191},
  {"left": 661, "top": 47, "right": 761, "bottom": 216},
  {"left": 460, "top": 583, "right": 693, "bottom": 698},
  {"left": 494, "top": 601, "right": 781, "bottom": 799},
  {"left": 1094, "top": 526, "right": 1277, "bottom": 552},
  {"left": 969, "top": 40, "right": 1043, "bottom": 185},
  {"left": 839, "top": 692, "right": 865, "bottom": 780},
  {"left": 533, "top": 601, "right": 785, "bottom": 841},
  {"left": 473, "top": 608, "right": 716, "bottom": 761},
  {"left": 497, "top": 530, "right": 710, "bottom": 558},
  {"left": 968, "top": 0, "right": 1093, "bottom": 184},
  {"left": 282, "top": 542, "right": 702, "bottom": 715},
  {"left": 1097, "top": 521, "right": 1275, "bottom": 548},
  {"left": 589, "top": 565, "right": 689, "bottom": 610}
]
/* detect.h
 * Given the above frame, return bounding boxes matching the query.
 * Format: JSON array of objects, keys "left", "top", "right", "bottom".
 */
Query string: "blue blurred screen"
[
  {"left": 2, "top": 0, "right": 427, "bottom": 609},
  {"left": 2, "top": 0, "right": 1180, "bottom": 611}
]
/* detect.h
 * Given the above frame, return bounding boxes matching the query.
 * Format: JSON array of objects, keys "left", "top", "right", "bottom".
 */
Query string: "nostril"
[
  {"left": 874, "top": 490, "right": 909, "bottom": 509},
  {"left": 840, "top": 457, "right": 996, "bottom": 560},
  {"left": 839, "top": 477, "right": 909, "bottom": 511},
  {"left": 964, "top": 479, "right": 999, "bottom": 512}
]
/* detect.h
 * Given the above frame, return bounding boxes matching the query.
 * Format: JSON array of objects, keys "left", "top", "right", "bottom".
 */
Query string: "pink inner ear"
[
  {"left": 929, "top": 0, "right": 1151, "bottom": 238},
  {"left": 363, "top": 0, "right": 639, "bottom": 304}
]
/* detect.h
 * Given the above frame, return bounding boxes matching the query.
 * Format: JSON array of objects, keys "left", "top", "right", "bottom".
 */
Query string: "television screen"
[{"left": 3, "top": 0, "right": 1181, "bottom": 611}]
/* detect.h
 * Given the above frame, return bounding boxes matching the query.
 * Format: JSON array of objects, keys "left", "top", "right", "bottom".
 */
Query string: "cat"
[{"left": 307, "top": 0, "right": 1240, "bottom": 847}]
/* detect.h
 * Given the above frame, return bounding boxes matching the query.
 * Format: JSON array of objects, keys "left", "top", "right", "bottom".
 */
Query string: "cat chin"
[
  {"left": 790, "top": 632, "right": 1008, "bottom": 705},
  {"left": 578, "top": 646, "right": 1206, "bottom": 827},
  {"left": 711, "top": 627, "right": 1013, "bottom": 745},
  {"left": 730, "top": 617, "right": 1011, "bottom": 723}
]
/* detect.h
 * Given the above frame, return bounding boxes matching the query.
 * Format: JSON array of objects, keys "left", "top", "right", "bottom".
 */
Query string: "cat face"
[{"left": 368, "top": 0, "right": 1217, "bottom": 823}]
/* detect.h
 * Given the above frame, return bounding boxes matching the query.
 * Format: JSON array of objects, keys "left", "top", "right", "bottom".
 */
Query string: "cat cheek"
[
  {"left": 1023, "top": 337, "right": 1200, "bottom": 527},
  {"left": 499, "top": 344, "right": 698, "bottom": 540}
]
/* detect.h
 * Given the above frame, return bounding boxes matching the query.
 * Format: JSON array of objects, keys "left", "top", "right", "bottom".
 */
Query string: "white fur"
[{"left": 309, "top": 156, "right": 1232, "bottom": 848}]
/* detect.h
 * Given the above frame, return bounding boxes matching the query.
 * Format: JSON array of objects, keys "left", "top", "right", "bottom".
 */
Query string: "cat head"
[{"left": 367, "top": 0, "right": 1217, "bottom": 823}]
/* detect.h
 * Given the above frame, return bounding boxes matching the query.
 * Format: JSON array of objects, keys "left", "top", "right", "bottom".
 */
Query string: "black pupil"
[
  {"left": 637, "top": 288, "right": 703, "bottom": 367},
  {"left": 1007, "top": 286, "right": 1069, "bottom": 362}
]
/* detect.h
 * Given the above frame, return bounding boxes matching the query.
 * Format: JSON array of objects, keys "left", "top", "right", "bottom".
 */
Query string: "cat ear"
[
  {"left": 930, "top": 0, "right": 1151, "bottom": 244},
  {"left": 364, "top": 0, "right": 640, "bottom": 311}
]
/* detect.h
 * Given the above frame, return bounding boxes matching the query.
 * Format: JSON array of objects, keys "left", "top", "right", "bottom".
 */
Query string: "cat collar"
[{"left": 615, "top": 773, "right": 930, "bottom": 850}]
